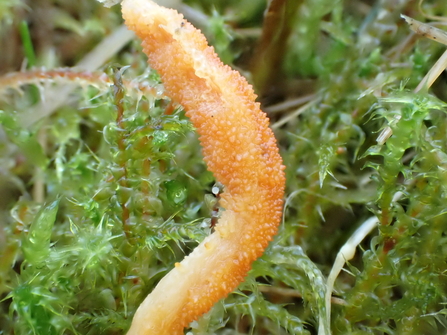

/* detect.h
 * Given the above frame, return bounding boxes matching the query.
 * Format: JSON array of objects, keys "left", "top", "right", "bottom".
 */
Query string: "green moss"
[{"left": 2, "top": 0, "right": 447, "bottom": 334}]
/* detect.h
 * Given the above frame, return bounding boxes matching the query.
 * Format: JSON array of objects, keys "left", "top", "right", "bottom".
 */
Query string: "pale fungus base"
[{"left": 121, "top": 0, "right": 286, "bottom": 334}]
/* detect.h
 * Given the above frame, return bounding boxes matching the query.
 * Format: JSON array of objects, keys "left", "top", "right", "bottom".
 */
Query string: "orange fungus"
[{"left": 121, "top": 0, "right": 286, "bottom": 334}]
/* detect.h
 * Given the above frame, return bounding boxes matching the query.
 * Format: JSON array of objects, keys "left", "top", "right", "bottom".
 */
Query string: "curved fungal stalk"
[{"left": 121, "top": 1, "right": 286, "bottom": 334}]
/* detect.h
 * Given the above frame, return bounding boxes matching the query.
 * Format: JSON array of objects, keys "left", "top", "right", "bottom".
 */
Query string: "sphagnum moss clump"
[{"left": 2, "top": 0, "right": 447, "bottom": 334}]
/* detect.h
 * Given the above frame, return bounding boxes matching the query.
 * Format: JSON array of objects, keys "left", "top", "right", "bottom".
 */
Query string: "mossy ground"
[{"left": 1, "top": 0, "right": 447, "bottom": 334}]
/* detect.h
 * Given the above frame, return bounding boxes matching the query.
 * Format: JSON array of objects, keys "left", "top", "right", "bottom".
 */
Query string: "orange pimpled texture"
[{"left": 122, "top": 0, "right": 286, "bottom": 334}]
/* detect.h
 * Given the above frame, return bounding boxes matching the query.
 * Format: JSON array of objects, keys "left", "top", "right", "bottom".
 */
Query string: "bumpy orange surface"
[{"left": 122, "top": 0, "right": 286, "bottom": 334}]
